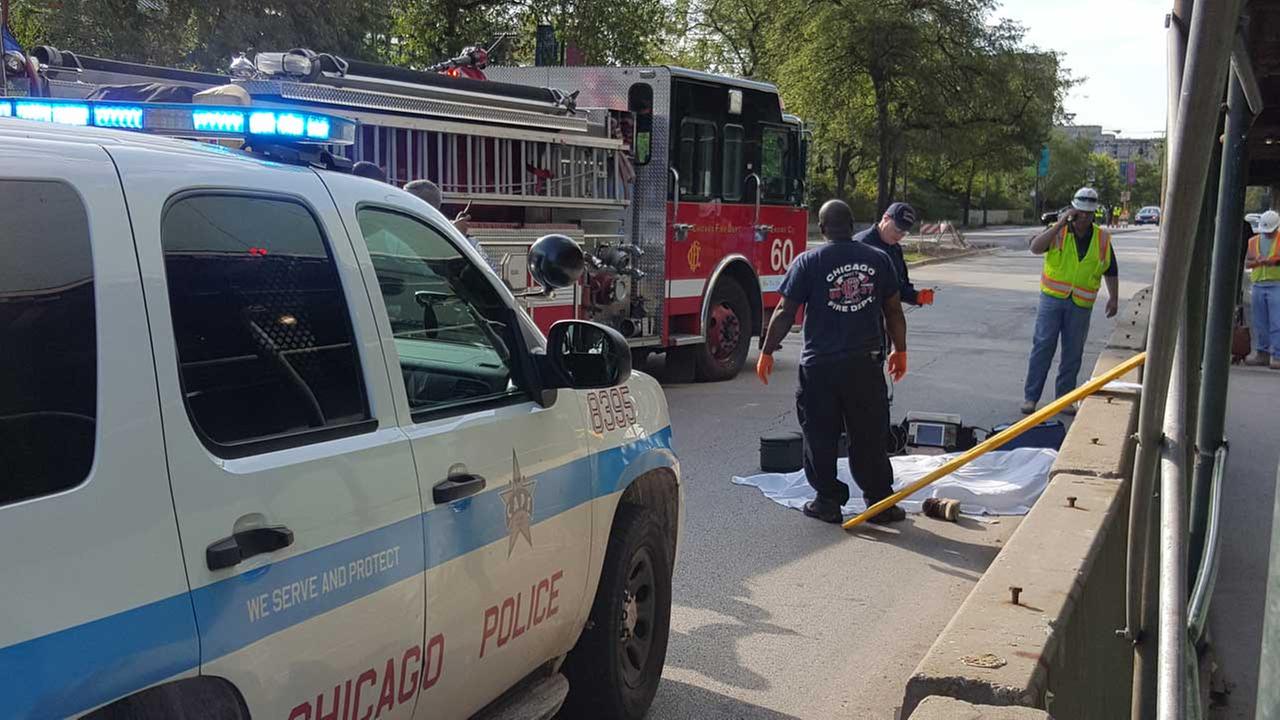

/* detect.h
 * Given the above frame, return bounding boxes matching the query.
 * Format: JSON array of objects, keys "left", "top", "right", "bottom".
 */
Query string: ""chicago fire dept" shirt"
[{"left": 778, "top": 236, "right": 900, "bottom": 366}]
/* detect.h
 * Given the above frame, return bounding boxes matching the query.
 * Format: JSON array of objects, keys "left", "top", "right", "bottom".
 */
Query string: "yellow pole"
[{"left": 843, "top": 351, "right": 1147, "bottom": 529}]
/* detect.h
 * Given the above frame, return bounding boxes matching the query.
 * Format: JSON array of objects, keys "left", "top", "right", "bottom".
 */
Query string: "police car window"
[
  {"left": 161, "top": 194, "right": 370, "bottom": 454},
  {"left": 0, "top": 181, "right": 95, "bottom": 506},
  {"left": 678, "top": 119, "right": 716, "bottom": 199},
  {"left": 723, "top": 124, "right": 745, "bottom": 201},
  {"left": 355, "top": 207, "right": 521, "bottom": 415}
]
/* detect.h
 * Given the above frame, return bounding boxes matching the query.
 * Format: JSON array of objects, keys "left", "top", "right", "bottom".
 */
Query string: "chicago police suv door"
[
  {"left": 322, "top": 172, "right": 594, "bottom": 719},
  {"left": 110, "top": 146, "right": 428, "bottom": 719}
]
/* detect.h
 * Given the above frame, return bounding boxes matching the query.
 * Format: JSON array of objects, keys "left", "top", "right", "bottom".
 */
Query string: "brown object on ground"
[{"left": 922, "top": 497, "right": 961, "bottom": 522}]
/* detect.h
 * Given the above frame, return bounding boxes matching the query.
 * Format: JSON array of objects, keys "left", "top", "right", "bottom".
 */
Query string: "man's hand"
[
  {"left": 453, "top": 213, "right": 471, "bottom": 236},
  {"left": 888, "top": 351, "right": 907, "bottom": 383},
  {"left": 1105, "top": 295, "right": 1119, "bottom": 318},
  {"left": 916, "top": 288, "right": 935, "bottom": 306},
  {"left": 756, "top": 353, "right": 775, "bottom": 385}
]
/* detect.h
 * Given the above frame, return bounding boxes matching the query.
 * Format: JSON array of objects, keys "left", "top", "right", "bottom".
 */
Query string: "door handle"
[
  {"left": 206, "top": 525, "right": 295, "bottom": 571},
  {"left": 433, "top": 473, "right": 486, "bottom": 504}
]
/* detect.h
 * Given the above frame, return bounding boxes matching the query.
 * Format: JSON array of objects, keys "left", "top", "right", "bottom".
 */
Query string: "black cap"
[{"left": 886, "top": 202, "right": 916, "bottom": 231}]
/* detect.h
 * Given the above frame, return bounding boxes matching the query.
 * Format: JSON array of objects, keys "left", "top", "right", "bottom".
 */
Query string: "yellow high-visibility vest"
[
  {"left": 1040, "top": 224, "right": 1112, "bottom": 308},
  {"left": 1249, "top": 234, "right": 1280, "bottom": 284}
]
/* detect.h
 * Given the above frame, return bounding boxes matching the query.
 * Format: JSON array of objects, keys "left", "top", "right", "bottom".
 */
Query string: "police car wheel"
[
  {"left": 694, "top": 278, "right": 752, "bottom": 382},
  {"left": 562, "top": 504, "right": 672, "bottom": 720}
]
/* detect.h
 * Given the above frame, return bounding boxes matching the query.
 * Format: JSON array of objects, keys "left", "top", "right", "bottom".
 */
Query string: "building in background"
[{"left": 1057, "top": 124, "right": 1164, "bottom": 165}]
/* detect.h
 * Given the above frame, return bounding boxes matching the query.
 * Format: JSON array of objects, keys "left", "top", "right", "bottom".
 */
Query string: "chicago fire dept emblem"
[
  {"left": 687, "top": 240, "right": 702, "bottom": 272},
  {"left": 501, "top": 450, "right": 536, "bottom": 556}
]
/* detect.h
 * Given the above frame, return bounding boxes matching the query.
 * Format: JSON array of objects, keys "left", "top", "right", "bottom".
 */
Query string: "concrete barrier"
[
  {"left": 900, "top": 287, "right": 1151, "bottom": 718},
  {"left": 909, "top": 696, "right": 1051, "bottom": 719}
]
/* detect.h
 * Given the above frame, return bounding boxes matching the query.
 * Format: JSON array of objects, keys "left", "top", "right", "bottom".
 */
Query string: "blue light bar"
[
  {"left": 248, "top": 111, "right": 276, "bottom": 135},
  {"left": 193, "top": 110, "right": 245, "bottom": 133},
  {"left": 93, "top": 105, "right": 144, "bottom": 129},
  {"left": 14, "top": 102, "right": 54, "bottom": 122},
  {"left": 1, "top": 97, "right": 355, "bottom": 146},
  {"left": 52, "top": 104, "right": 91, "bottom": 126},
  {"left": 306, "top": 117, "right": 330, "bottom": 139},
  {"left": 275, "top": 113, "right": 306, "bottom": 137}
]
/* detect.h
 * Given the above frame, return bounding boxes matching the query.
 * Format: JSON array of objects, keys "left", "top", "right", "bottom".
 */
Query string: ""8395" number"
[{"left": 587, "top": 387, "right": 636, "bottom": 434}]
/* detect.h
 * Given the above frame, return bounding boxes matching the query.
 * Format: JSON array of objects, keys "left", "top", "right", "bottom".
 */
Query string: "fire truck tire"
[
  {"left": 695, "top": 278, "right": 752, "bottom": 381},
  {"left": 562, "top": 504, "right": 672, "bottom": 720}
]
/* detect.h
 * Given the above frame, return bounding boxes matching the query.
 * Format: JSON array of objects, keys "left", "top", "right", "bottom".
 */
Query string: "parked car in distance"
[
  {"left": 1041, "top": 208, "right": 1066, "bottom": 225},
  {"left": 1135, "top": 206, "right": 1161, "bottom": 225}
]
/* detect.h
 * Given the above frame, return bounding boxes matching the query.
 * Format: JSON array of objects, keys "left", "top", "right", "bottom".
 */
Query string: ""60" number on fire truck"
[{"left": 770, "top": 238, "right": 796, "bottom": 272}]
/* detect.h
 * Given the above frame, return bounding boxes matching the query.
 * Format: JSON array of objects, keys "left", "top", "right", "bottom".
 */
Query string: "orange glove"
[
  {"left": 756, "top": 353, "right": 775, "bottom": 385},
  {"left": 916, "top": 288, "right": 934, "bottom": 306},
  {"left": 888, "top": 351, "right": 908, "bottom": 383}
]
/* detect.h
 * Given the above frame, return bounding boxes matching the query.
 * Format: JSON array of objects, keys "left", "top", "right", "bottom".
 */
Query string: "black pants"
[{"left": 796, "top": 354, "right": 895, "bottom": 506}]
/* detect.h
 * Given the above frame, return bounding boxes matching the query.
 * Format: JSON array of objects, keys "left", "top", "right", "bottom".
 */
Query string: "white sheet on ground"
[{"left": 731, "top": 447, "right": 1057, "bottom": 517}]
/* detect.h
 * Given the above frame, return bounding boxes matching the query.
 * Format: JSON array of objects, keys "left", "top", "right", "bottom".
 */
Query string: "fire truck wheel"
[
  {"left": 562, "top": 504, "right": 672, "bottom": 720},
  {"left": 695, "top": 278, "right": 752, "bottom": 381}
]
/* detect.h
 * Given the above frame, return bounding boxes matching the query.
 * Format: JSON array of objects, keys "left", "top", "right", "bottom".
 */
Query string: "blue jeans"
[
  {"left": 1024, "top": 293, "right": 1094, "bottom": 403},
  {"left": 1252, "top": 282, "right": 1280, "bottom": 354}
]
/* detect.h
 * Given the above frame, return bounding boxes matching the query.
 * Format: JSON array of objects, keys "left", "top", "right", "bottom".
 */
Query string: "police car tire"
[
  {"left": 694, "top": 278, "right": 752, "bottom": 382},
  {"left": 562, "top": 504, "right": 672, "bottom": 720},
  {"left": 85, "top": 678, "right": 248, "bottom": 719}
]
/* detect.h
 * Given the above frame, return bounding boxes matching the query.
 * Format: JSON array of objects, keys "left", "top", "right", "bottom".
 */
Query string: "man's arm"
[
  {"left": 883, "top": 292, "right": 906, "bottom": 353},
  {"left": 1030, "top": 216, "right": 1067, "bottom": 255},
  {"left": 896, "top": 246, "right": 920, "bottom": 304},
  {"left": 761, "top": 298, "right": 802, "bottom": 355},
  {"left": 1104, "top": 275, "right": 1119, "bottom": 318}
]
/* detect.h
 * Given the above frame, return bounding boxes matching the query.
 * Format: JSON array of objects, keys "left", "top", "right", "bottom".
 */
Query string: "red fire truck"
[{"left": 30, "top": 49, "right": 809, "bottom": 380}]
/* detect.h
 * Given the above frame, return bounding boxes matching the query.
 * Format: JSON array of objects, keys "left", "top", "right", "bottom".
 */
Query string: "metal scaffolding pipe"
[
  {"left": 1128, "top": 0, "right": 1240, "bottom": 715},
  {"left": 1231, "top": 30, "right": 1265, "bottom": 117},
  {"left": 1157, "top": 320, "right": 1190, "bottom": 719},
  {"left": 1190, "top": 71, "right": 1251, "bottom": 583}
]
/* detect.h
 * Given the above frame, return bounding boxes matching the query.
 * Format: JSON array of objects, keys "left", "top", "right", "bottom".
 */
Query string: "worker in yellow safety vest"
[
  {"left": 1244, "top": 210, "right": 1280, "bottom": 368},
  {"left": 1020, "top": 187, "right": 1120, "bottom": 415}
]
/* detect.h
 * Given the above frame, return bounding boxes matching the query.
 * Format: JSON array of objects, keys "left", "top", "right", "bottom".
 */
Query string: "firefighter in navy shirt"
[
  {"left": 858, "top": 202, "right": 935, "bottom": 307},
  {"left": 756, "top": 200, "right": 909, "bottom": 525}
]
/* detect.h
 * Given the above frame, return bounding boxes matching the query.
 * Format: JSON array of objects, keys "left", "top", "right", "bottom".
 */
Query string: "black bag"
[{"left": 1233, "top": 305, "right": 1251, "bottom": 363}]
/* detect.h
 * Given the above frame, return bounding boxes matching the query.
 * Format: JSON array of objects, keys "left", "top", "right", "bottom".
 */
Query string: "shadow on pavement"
[{"left": 648, "top": 678, "right": 806, "bottom": 720}]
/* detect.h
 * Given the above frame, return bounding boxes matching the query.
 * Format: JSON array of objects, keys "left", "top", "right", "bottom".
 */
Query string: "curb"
[{"left": 907, "top": 246, "right": 1002, "bottom": 268}]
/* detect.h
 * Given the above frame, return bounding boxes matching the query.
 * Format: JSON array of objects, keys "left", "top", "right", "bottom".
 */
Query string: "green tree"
[
  {"left": 1130, "top": 158, "right": 1163, "bottom": 209},
  {"left": 1041, "top": 131, "right": 1093, "bottom": 210},
  {"left": 773, "top": 0, "right": 1068, "bottom": 214},
  {"left": 9, "top": 0, "right": 195, "bottom": 66},
  {"left": 664, "top": 0, "right": 777, "bottom": 77},
  {"left": 1087, "top": 152, "right": 1121, "bottom": 207}
]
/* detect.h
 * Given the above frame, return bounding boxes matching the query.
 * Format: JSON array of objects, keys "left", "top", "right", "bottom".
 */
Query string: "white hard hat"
[
  {"left": 1071, "top": 187, "right": 1100, "bottom": 213},
  {"left": 1260, "top": 210, "right": 1280, "bottom": 234}
]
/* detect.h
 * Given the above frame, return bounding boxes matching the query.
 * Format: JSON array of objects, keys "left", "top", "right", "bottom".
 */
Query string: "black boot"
[{"left": 802, "top": 499, "right": 844, "bottom": 524}]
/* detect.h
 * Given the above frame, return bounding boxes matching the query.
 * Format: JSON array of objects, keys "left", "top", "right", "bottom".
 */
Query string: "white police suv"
[{"left": 0, "top": 99, "right": 681, "bottom": 720}]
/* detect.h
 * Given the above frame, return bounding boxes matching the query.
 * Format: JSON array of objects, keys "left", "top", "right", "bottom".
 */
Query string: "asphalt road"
[{"left": 643, "top": 225, "right": 1161, "bottom": 719}]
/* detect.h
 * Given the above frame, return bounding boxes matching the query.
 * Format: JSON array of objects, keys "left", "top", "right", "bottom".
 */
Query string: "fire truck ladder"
[{"left": 348, "top": 123, "right": 631, "bottom": 209}]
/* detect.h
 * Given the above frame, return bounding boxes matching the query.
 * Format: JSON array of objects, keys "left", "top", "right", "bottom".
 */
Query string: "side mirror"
[
  {"left": 525, "top": 234, "right": 585, "bottom": 295},
  {"left": 543, "top": 320, "right": 632, "bottom": 389}
]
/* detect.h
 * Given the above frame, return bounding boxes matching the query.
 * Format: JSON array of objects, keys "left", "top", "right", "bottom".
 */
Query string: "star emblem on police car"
[{"left": 501, "top": 450, "right": 536, "bottom": 556}]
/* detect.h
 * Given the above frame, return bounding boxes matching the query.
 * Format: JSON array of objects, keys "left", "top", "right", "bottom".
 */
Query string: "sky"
[{"left": 995, "top": 0, "right": 1170, "bottom": 138}]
